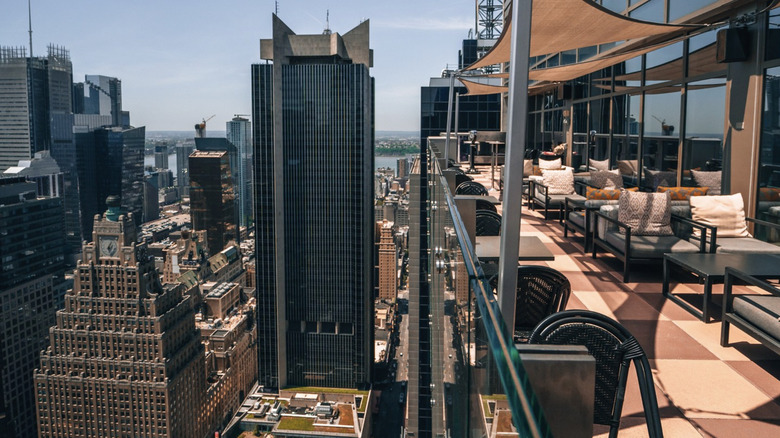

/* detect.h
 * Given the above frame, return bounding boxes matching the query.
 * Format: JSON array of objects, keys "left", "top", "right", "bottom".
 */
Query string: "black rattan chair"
[
  {"left": 475, "top": 198, "right": 497, "bottom": 213},
  {"left": 454, "top": 172, "right": 472, "bottom": 188},
  {"left": 475, "top": 210, "right": 502, "bottom": 236},
  {"left": 489, "top": 266, "right": 571, "bottom": 342},
  {"left": 456, "top": 180, "right": 490, "bottom": 196},
  {"left": 529, "top": 310, "right": 663, "bottom": 438}
]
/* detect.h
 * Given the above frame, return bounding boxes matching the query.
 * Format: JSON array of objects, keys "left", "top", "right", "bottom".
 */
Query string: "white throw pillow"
[
  {"left": 589, "top": 158, "right": 609, "bottom": 172},
  {"left": 541, "top": 168, "right": 575, "bottom": 195},
  {"left": 617, "top": 160, "right": 638, "bottom": 176},
  {"left": 524, "top": 159, "right": 534, "bottom": 177},
  {"left": 690, "top": 193, "right": 751, "bottom": 237},
  {"left": 539, "top": 158, "right": 562, "bottom": 171}
]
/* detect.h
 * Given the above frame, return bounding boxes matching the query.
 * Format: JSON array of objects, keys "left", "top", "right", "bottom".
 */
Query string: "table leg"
[
  {"left": 703, "top": 276, "right": 712, "bottom": 323},
  {"left": 662, "top": 257, "right": 670, "bottom": 297}
]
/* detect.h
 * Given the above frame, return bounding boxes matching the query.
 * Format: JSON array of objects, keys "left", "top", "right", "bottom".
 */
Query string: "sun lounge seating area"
[{"left": 454, "top": 163, "right": 780, "bottom": 437}]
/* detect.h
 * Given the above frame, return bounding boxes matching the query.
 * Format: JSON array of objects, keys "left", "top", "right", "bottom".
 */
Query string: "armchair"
[{"left": 592, "top": 192, "right": 709, "bottom": 283}]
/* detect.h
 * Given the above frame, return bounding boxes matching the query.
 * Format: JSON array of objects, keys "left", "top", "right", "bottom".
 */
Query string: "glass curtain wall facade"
[{"left": 251, "top": 17, "right": 374, "bottom": 390}]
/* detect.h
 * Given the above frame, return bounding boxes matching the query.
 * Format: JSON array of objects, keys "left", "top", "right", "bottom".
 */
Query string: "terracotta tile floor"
[{"left": 467, "top": 167, "right": 780, "bottom": 437}]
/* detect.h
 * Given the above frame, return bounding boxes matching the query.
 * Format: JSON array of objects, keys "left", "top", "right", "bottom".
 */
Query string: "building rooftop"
[{"left": 465, "top": 166, "right": 780, "bottom": 437}]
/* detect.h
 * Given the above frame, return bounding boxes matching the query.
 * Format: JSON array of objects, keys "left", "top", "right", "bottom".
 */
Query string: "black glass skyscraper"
[{"left": 252, "top": 15, "right": 374, "bottom": 390}]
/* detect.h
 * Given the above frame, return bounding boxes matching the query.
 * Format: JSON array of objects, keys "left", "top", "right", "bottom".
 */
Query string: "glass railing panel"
[{"left": 427, "top": 148, "right": 551, "bottom": 438}]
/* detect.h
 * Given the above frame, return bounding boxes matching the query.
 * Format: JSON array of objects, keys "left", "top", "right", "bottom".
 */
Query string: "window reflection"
[
  {"left": 612, "top": 94, "right": 640, "bottom": 185},
  {"left": 682, "top": 79, "right": 725, "bottom": 191},
  {"left": 642, "top": 88, "right": 681, "bottom": 190},
  {"left": 758, "top": 66, "right": 780, "bottom": 232}
]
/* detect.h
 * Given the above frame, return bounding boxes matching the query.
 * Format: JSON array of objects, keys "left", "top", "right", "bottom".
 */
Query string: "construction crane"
[
  {"left": 652, "top": 115, "right": 674, "bottom": 136},
  {"left": 195, "top": 114, "right": 215, "bottom": 138}
]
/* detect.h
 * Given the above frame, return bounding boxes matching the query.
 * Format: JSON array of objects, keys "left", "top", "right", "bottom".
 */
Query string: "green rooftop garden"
[{"left": 277, "top": 416, "right": 315, "bottom": 431}]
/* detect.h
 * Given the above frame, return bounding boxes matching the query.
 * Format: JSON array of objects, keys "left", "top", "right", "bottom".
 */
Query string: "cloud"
[{"left": 374, "top": 16, "right": 472, "bottom": 31}]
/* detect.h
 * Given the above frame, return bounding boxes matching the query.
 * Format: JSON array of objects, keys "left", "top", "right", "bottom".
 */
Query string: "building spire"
[
  {"left": 28, "top": 0, "right": 33, "bottom": 57},
  {"left": 323, "top": 10, "right": 331, "bottom": 35}
]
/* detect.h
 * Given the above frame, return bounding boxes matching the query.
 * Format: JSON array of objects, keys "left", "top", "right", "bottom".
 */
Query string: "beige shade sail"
[
  {"left": 461, "top": 78, "right": 509, "bottom": 96},
  {"left": 613, "top": 42, "right": 724, "bottom": 82},
  {"left": 464, "top": 0, "right": 695, "bottom": 71}
]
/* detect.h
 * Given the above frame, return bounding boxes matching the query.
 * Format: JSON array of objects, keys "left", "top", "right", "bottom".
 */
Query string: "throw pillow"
[
  {"left": 586, "top": 186, "right": 638, "bottom": 200},
  {"left": 690, "top": 193, "right": 751, "bottom": 238},
  {"left": 618, "top": 190, "right": 674, "bottom": 236},
  {"left": 588, "top": 158, "right": 609, "bottom": 172},
  {"left": 590, "top": 169, "right": 623, "bottom": 189},
  {"left": 539, "top": 158, "right": 562, "bottom": 171},
  {"left": 657, "top": 186, "right": 709, "bottom": 200},
  {"left": 523, "top": 159, "right": 534, "bottom": 177},
  {"left": 541, "top": 168, "right": 575, "bottom": 195},
  {"left": 691, "top": 170, "right": 722, "bottom": 195},
  {"left": 644, "top": 168, "right": 677, "bottom": 189},
  {"left": 617, "top": 159, "right": 638, "bottom": 176},
  {"left": 759, "top": 187, "right": 780, "bottom": 202}
]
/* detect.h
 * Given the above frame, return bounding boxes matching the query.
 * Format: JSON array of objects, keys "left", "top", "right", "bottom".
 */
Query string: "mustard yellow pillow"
[
  {"left": 657, "top": 186, "right": 709, "bottom": 200},
  {"left": 586, "top": 186, "right": 637, "bottom": 200}
]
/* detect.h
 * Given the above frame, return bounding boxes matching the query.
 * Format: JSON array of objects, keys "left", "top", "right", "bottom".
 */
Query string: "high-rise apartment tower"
[{"left": 252, "top": 15, "right": 374, "bottom": 389}]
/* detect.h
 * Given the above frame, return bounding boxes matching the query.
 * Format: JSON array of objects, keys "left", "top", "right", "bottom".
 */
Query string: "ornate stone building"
[{"left": 34, "top": 198, "right": 207, "bottom": 438}]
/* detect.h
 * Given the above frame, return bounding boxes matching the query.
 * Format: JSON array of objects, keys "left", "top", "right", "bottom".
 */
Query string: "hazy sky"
[{"left": 1, "top": 0, "right": 479, "bottom": 132}]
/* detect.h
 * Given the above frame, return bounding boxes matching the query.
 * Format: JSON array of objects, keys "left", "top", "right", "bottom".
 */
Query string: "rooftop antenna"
[
  {"left": 275, "top": 1, "right": 278, "bottom": 15},
  {"left": 323, "top": 10, "right": 331, "bottom": 35},
  {"left": 28, "top": 0, "right": 33, "bottom": 57}
]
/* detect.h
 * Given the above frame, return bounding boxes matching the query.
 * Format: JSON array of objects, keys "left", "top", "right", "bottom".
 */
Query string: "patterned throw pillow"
[
  {"left": 618, "top": 190, "right": 674, "bottom": 236},
  {"left": 541, "top": 168, "right": 575, "bottom": 195},
  {"left": 657, "top": 186, "right": 709, "bottom": 200},
  {"left": 538, "top": 158, "right": 562, "bottom": 171},
  {"left": 691, "top": 170, "right": 722, "bottom": 195},
  {"left": 590, "top": 169, "right": 623, "bottom": 189},
  {"left": 759, "top": 187, "right": 780, "bottom": 202},
  {"left": 690, "top": 193, "right": 751, "bottom": 238},
  {"left": 586, "top": 186, "right": 637, "bottom": 200},
  {"left": 588, "top": 158, "right": 609, "bottom": 171}
]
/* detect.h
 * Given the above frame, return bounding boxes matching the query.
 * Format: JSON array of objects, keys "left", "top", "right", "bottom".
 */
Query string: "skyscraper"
[
  {"left": 74, "top": 74, "right": 123, "bottom": 127},
  {"left": 189, "top": 149, "right": 238, "bottom": 255},
  {"left": 0, "top": 45, "right": 73, "bottom": 171},
  {"left": 226, "top": 116, "right": 252, "bottom": 228},
  {"left": 0, "top": 177, "right": 66, "bottom": 438},
  {"left": 0, "top": 45, "right": 82, "bottom": 260},
  {"left": 176, "top": 142, "right": 195, "bottom": 198},
  {"left": 34, "top": 200, "right": 206, "bottom": 438},
  {"left": 252, "top": 15, "right": 374, "bottom": 390}
]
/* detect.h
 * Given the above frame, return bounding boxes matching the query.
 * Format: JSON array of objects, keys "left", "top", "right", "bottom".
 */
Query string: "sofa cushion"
[
  {"left": 692, "top": 170, "right": 722, "bottom": 195},
  {"left": 535, "top": 193, "right": 584, "bottom": 207},
  {"left": 603, "top": 231, "right": 700, "bottom": 258},
  {"left": 690, "top": 193, "right": 751, "bottom": 238},
  {"left": 733, "top": 295, "right": 780, "bottom": 341},
  {"left": 568, "top": 211, "right": 586, "bottom": 229},
  {"left": 657, "top": 186, "right": 709, "bottom": 200},
  {"left": 617, "top": 159, "right": 638, "bottom": 176},
  {"left": 589, "top": 158, "right": 609, "bottom": 171},
  {"left": 714, "top": 237, "right": 780, "bottom": 254},
  {"left": 591, "top": 169, "right": 624, "bottom": 189},
  {"left": 542, "top": 168, "right": 575, "bottom": 195},
  {"left": 618, "top": 190, "right": 674, "bottom": 236}
]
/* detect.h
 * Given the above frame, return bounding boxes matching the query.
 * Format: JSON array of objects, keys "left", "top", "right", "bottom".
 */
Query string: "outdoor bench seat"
[{"left": 721, "top": 267, "right": 780, "bottom": 356}]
